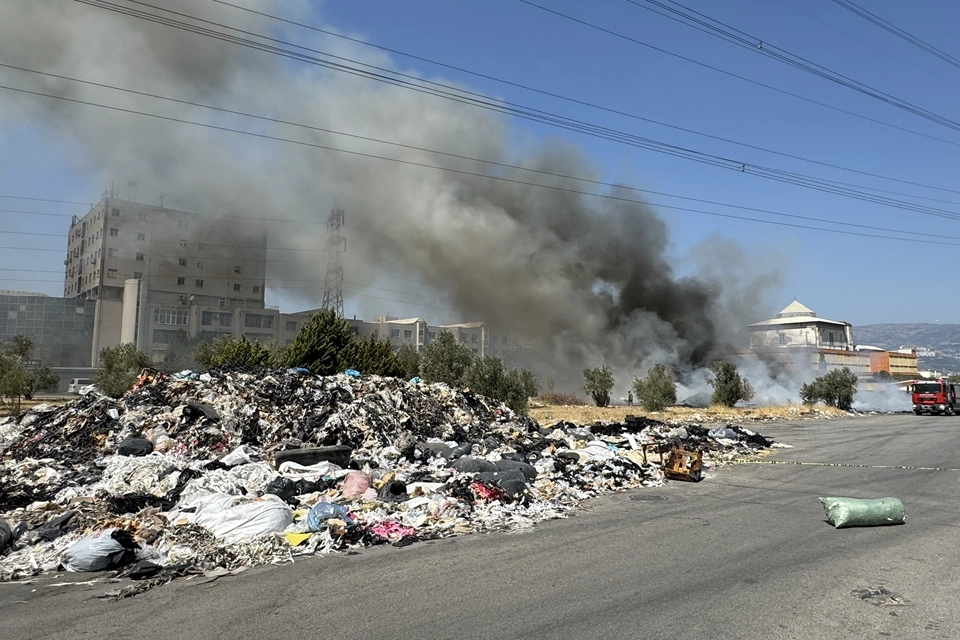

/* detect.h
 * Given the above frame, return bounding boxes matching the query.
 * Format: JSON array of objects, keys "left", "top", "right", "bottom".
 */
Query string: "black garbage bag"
[
  {"left": 274, "top": 445, "right": 352, "bottom": 469},
  {"left": 419, "top": 442, "right": 471, "bottom": 461},
  {"left": 117, "top": 436, "right": 154, "bottom": 457},
  {"left": 493, "top": 459, "right": 538, "bottom": 481},
  {"left": 450, "top": 456, "right": 498, "bottom": 473},
  {"left": 37, "top": 511, "right": 78, "bottom": 542},
  {"left": 184, "top": 400, "right": 220, "bottom": 422},
  {"left": 264, "top": 477, "right": 298, "bottom": 502},
  {"left": 378, "top": 480, "right": 408, "bottom": 503},
  {"left": 475, "top": 470, "right": 530, "bottom": 502},
  {"left": 0, "top": 519, "right": 11, "bottom": 551},
  {"left": 128, "top": 560, "right": 164, "bottom": 580}
]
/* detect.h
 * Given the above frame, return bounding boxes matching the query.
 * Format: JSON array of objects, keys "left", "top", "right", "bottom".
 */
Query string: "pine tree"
[{"left": 281, "top": 309, "right": 357, "bottom": 375}]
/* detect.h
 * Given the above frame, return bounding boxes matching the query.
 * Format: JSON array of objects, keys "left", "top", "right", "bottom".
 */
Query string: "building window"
[
  {"left": 202, "top": 311, "right": 232, "bottom": 327},
  {"left": 471, "top": 333, "right": 479, "bottom": 343},
  {"left": 177, "top": 277, "right": 185, "bottom": 286},
  {"left": 136, "top": 252, "right": 145, "bottom": 261},
  {"left": 111, "top": 208, "right": 120, "bottom": 216},
  {"left": 427, "top": 331, "right": 436, "bottom": 341},
  {"left": 351, "top": 326, "right": 360, "bottom": 335},
  {"left": 109, "top": 228, "right": 119, "bottom": 237},
  {"left": 195, "top": 279, "right": 204, "bottom": 288},
  {"left": 178, "top": 258, "right": 187, "bottom": 266},
  {"left": 390, "top": 329, "right": 400, "bottom": 338},
  {"left": 137, "top": 233, "right": 146, "bottom": 241},
  {"left": 244, "top": 313, "right": 273, "bottom": 329},
  {"left": 108, "top": 248, "right": 118, "bottom": 257},
  {"left": 404, "top": 330, "right": 412, "bottom": 338},
  {"left": 778, "top": 334, "right": 787, "bottom": 346},
  {"left": 196, "top": 261, "right": 204, "bottom": 269},
  {"left": 152, "top": 329, "right": 179, "bottom": 344},
  {"left": 253, "top": 286, "right": 260, "bottom": 294},
  {"left": 134, "top": 271, "right": 143, "bottom": 279},
  {"left": 107, "top": 269, "right": 117, "bottom": 278},
  {"left": 153, "top": 308, "right": 188, "bottom": 325},
  {"left": 197, "top": 242, "right": 206, "bottom": 250},
  {"left": 234, "top": 266, "right": 242, "bottom": 274},
  {"left": 233, "top": 284, "right": 241, "bottom": 291},
  {"left": 138, "top": 212, "right": 148, "bottom": 221},
  {"left": 285, "top": 321, "right": 297, "bottom": 331},
  {"left": 179, "top": 239, "right": 188, "bottom": 248}
]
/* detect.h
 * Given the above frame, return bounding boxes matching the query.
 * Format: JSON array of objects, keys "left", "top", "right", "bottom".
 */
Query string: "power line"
[
  {"left": 623, "top": 0, "right": 960, "bottom": 134},
  {"left": 206, "top": 0, "right": 960, "bottom": 199},
  {"left": 830, "top": 0, "right": 960, "bottom": 71},
  {"left": 3, "top": 85, "right": 960, "bottom": 247},
  {"left": 58, "top": 0, "right": 960, "bottom": 209},
  {"left": 516, "top": 0, "right": 960, "bottom": 150}
]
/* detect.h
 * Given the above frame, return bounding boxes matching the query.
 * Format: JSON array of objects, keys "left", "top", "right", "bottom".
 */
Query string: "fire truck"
[{"left": 910, "top": 379, "right": 958, "bottom": 415}]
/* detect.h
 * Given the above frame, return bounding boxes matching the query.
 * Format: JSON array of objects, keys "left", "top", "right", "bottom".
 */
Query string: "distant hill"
[{"left": 854, "top": 323, "right": 960, "bottom": 374}]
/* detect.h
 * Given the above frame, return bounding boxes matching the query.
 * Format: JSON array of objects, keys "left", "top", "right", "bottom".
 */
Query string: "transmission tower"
[{"left": 321, "top": 201, "right": 346, "bottom": 318}]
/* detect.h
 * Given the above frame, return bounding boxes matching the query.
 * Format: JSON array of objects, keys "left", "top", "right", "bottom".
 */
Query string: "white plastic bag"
[
  {"left": 180, "top": 492, "right": 293, "bottom": 541},
  {"left": 61, "top": 528, "right": 135, "bottom": 572}
]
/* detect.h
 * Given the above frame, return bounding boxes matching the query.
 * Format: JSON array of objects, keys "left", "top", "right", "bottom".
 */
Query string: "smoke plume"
[{"left": 0, "top": 0, "right": 781, "bottom": 385}]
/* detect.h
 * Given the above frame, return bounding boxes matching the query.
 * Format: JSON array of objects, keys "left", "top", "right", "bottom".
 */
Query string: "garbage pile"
[{"left": 0, "top": 368, "right": 776, "bottom": 595}]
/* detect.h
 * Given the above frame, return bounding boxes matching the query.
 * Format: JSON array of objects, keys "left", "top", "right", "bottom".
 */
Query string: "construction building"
[{"left": 748, "top": 301, "right": 918, "bottom": 379}]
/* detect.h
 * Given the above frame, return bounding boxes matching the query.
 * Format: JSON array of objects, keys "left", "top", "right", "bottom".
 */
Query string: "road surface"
[{"left": 3, "top": 413, "right": 960, "bottom": 639}]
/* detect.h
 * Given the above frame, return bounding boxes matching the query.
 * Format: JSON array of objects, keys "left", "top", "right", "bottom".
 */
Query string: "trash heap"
[{"left": 0, "top": 368, "right": 776, "bottom": 595}]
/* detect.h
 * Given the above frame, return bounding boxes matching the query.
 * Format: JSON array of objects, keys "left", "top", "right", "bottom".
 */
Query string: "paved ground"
[{"left": 3, "top": 413, "right": 960, "bottom": 639}]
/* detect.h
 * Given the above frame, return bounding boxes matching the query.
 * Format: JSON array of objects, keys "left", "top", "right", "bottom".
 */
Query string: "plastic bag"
[
  {"left": 61, "top": 528, "right": 140, "bottom": 572},
  {"left": 181, "top": 492, "right": 294, "bottom": 541},
  {"left": 341, "top": 471, "right": 371, "bottom": 498},
  {"left": 344, "top": 369, "right": 361, "bottom": 378},
  {"left": 0, "top": 519, "right": 10, "bottom": 550},
  {"left": 306, "top": 502, "right": 354, "bottom": 531},
  {"left": 220, "top": 445, "right": 255, "bottom": 467},
  {"left": 117, "top": 436, "right": 154, "bottom": 457},
  {"left": 820, "top": 496, "right": 905, "bottom": 528}
]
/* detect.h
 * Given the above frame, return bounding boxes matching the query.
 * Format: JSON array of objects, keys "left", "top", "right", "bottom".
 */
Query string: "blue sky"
[{"left": 1, "top": 0, "right": 958, "bottom": 326}]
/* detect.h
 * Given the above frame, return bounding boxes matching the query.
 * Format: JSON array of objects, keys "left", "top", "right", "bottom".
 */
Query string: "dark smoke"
[{"left": 0, "top": 0, "right": 781, "bottom": 388}]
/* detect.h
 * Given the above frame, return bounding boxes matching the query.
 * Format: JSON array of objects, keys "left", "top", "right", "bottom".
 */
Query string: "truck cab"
[{"left": 910, "top": 379, "right": 957, "bottom": 415}]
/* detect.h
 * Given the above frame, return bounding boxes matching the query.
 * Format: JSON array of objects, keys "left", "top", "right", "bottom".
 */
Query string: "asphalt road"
[{"left": 3, "top": 413, "right": 960, "bottom": 640}]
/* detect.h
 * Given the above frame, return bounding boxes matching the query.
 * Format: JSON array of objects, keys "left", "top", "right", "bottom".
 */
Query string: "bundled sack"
[
  {"left": 820, "top": 496, "right": 905, "bottom": 528},
  {"left": 61, "top": 528, "right": 140, "bottom": 572}
]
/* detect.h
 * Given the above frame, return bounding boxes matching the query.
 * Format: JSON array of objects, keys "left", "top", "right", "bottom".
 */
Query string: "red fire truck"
[{"left": 910, "top": 379, "right": 958, "bottom": 415}]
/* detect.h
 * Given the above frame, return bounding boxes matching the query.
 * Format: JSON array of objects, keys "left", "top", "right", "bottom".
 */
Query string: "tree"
[
  {"left": 504, "top": 367, "right": 539, "bottom": 415},
  {"left": 632, "top": 363, "right": 677, "bottom": 412},
  {"left": 709, "top": 360, "right": 754, "bottom": 407},
  {"left": 948, "top": 373, "right": 960, "bottom": 383},
  {"left": 160, "top": 330, "right": 202, "bottom": 373},
  {"left": 583, "top": 364, "right": 614, "bottom": 407},
  {"left": 92, "top": 343, "right": 150, "bottom": 398},
  {"left": 420, "top": 330, "right": 474, "bottom": 387},
  {"left": 352, "top": 335, "right": 405, "bottom": 377},
  {"left": 23, "top": 366, "right": 60, "bottom": 400},
  {"left": 800, "top": 367, "right": 858, "bottom": 411},
  {"left": 395, "top": 343, "right": 421, "bottom": 379},
  {"left": 281, "top": 309, "right": 357, "bottom": 375},
  {"left": 8, "top": 335, "right": 34, "bottom": 360},
  {"left": 194, "top": 335, "right": 275, "bottom": 369},
  {"left": 0, "top": 351, "right": 28, "bottom": 414}
]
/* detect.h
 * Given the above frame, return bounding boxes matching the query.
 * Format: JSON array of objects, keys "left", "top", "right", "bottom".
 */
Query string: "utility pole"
[{"left": 321, "top": 201, "right": 345, "bottom": 318}]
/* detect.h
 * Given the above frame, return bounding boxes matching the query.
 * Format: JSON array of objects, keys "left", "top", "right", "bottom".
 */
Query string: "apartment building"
[{"left": 64, "top": 196, "right": 269, "bottom": 364}]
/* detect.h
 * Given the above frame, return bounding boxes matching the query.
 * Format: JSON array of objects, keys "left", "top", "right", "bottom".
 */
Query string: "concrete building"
[
  {"left": 0, "top": 291, "right": 96, "bottom": 367},
  {"left": 63, "top": 195, "right": 269, "bottom": 364},
  {"left": 748, "top": 301, "right": 917, "bottom": 379},
  {"left": 748, "top": 301, "right": 853, "bottom": 350}
]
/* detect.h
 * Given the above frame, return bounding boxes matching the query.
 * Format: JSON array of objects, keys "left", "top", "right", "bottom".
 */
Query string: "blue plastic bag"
[
  {"left": 344, "top": 369, "right": 361, "bottom": 378},
  {"left": 290, "top": 367, "right": 311, "bottom": 375},
  {"left": 306, "top": 502, "right": 354, "bottom": 531},
  {"left": 409, "top": 377, "right": 422, "bottom": 384}
]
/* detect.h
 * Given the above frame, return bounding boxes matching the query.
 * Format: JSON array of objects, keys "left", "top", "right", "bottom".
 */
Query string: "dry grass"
[
  {"left": 528, "top": 403, "right": 846, "bottom": 426},
  {"left": 1, "top": 396, "right": 71, "bottom": 416}
]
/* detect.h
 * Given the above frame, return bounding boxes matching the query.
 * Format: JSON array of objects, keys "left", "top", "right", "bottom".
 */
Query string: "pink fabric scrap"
[
  {"left": 470, "top": 481, "right": 503, "bottom": 502},
  {"left": 341, "top": 471, "right": 372, "bottom": 498},
  {"left": 370, "top": 520, "right": 417, "bottom": 541}
]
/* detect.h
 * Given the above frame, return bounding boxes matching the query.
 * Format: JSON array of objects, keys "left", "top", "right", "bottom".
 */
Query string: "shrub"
[
  {"left": 281, "top": 309, "right": 357, "bottom": 375},
  {"left": 800, "top": 367, "right": 858, "bottom": 410},
  {"left": 93, "top": 343, "right": 151, "bottom": 398},
  {"left": 395, "top": 343, "right": 421, "bottom": 379},
  {"left": 194, "top": 335, "right": 275, "bottom": 369},
  {"left": 709, "top": 360, "right": 754, "bottom": 407},
  {"left": 583, "top": 364, "right": 614, "bottom": 407},
  {"left": 23, "top": 366, "right": 60, "bottom": 400},
  {"left": 632, "top": 363, "right": 677, "bottom": 412},
  {"left": 538, "top": 392, "right": 587, "bottom": 406},
  {"left": 352, "top": 335, "right": 405, "bottom": 377}
]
